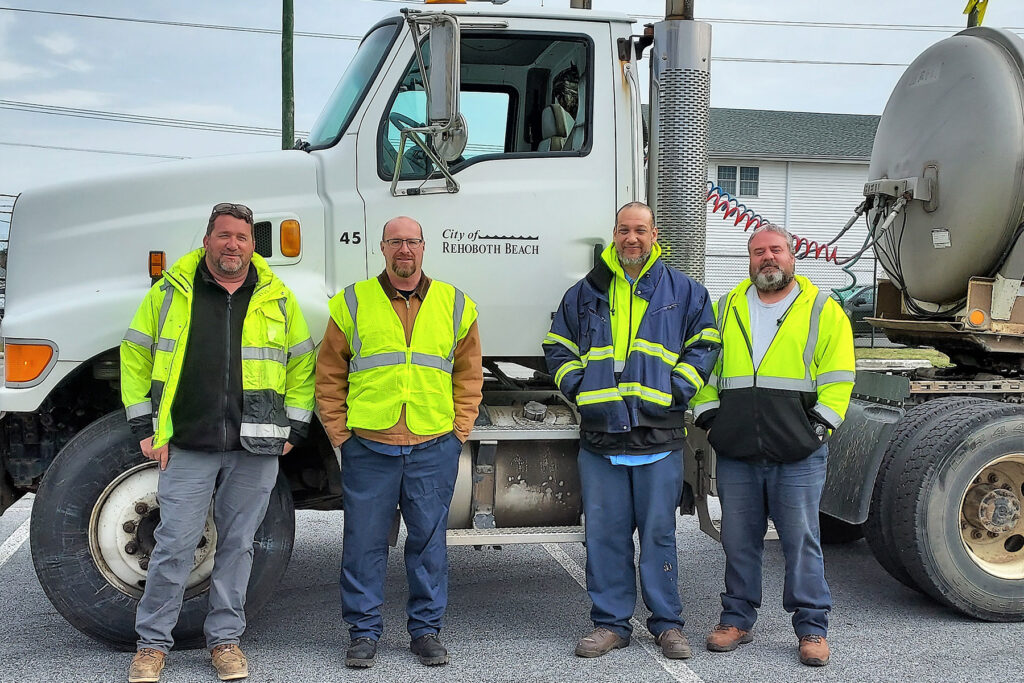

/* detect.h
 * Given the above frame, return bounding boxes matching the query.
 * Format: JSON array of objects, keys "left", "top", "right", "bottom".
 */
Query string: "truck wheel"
[
  {"left": 891, "top": 401, "right": 1024, "bottom": 621},
  {"left": 864, "top": 397, "right": 992, "bottom": 592},
  {"left": 30, "top": 411, "right": 295, "bottom": 650},
  {"left": 818, "top": 512, "right": 862, "bottom": 544}
]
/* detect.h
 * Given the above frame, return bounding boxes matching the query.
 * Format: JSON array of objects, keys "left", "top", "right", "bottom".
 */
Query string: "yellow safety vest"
[{"left": 329, "top": 277, "right": 476, "bottom": 435}]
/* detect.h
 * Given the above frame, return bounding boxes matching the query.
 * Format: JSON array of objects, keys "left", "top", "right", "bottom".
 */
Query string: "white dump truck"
[{"left": 1, "top": 0, "right": 1022, "bottom": 649}]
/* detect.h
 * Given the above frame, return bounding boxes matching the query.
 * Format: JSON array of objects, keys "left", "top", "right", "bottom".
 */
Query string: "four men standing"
[{"left": 120, "top": 204, "right": 853, "bottom": 678}]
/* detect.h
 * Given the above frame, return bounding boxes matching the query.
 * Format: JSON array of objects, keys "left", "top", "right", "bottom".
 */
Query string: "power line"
[
  {"left": 0, "top": 100, "right": 310, "bottom": 137},
  {"left": 628, "top": 13, "right": 1024, "bottom": 33},
  {"left": 0, "top": 6, "right": 363, "bottom": 40},
  {"left": 0, "top": 141, "right": 188, "bottom": 159},
  {"left": 714, "top": 57, "right": 908, "bottom": 67}
]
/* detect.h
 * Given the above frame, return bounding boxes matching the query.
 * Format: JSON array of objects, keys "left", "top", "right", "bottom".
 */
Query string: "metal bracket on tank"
[{"left": 471, "top": 440, "right": 498, "bottom": 529}]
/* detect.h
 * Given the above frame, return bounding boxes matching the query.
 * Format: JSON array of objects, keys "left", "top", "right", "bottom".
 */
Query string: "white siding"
[{"left": 702, "top": 157, "right": 877, "bottom": 299}]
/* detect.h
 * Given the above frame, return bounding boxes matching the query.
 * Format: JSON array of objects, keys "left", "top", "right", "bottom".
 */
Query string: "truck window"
[
  {"left": 378, "top": 32, "right": 591, "bottom": 181},
  {"left": 308, "top": 20, "right": 400, "bottom": 149}
]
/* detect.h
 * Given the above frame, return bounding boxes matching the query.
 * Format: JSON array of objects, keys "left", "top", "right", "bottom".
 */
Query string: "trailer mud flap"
[{"left": 820, "top": 398, "right": 903, "bottom": 525}]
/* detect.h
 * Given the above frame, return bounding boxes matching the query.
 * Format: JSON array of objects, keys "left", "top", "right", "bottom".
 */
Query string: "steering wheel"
[
  {"left": 389, "top": 111, "right": 424, "bottom": 131},
  {"left": 387, "top": 111, "right": 432, "bottom": 176}
]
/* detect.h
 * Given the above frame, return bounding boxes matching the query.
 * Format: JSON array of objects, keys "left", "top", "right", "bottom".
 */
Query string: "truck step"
[{"left": 446, "top": 525, "right": 584, "bottom": 545}]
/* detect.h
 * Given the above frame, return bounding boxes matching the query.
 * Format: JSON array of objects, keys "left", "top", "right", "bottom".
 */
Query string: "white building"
[{"left": 702, "top": 108, "right": 881, "bottom": 299}]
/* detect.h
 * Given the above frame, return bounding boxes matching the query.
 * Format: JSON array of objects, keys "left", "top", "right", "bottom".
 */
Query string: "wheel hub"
[
  {"left": 963, "top": 484, "right": 1021, "bottom": 534},
  {"left": 960, "top": 455, "right": 1024, "bottom": 580},
  {"left": 88, "top": 462, "right": 217, "bottom": 598}
]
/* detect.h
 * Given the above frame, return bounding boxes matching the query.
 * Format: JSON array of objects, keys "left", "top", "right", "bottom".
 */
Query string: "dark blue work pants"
[
  {"left": 716, "top": 444, "right": 831, "bottom": 637},
  {"left": 340, "top": 433, "right": 461, "bottom": 641},
  {"left": 578, "top": 447, "right": 685, "bottom": 640}
]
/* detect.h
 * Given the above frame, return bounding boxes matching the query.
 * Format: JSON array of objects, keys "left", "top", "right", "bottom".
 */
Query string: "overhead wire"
[{"left": 0, "top": 141, "right": 188, "bottom": 159}]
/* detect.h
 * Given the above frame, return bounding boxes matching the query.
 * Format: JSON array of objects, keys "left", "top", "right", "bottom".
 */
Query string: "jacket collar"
[
  {"left": 586, "top": 242, "right": 665, "bottom": 300},
  {"left": 163, "top": 248, "right": 279, "bottom": 300},
  {"left": 377, "top": 270, "right": 432, "bottom": 300}
]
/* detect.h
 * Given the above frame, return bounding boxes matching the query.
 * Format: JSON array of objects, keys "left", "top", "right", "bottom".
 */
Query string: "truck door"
[{"left": 353, "top": 19, "right": 617, "bottom": 359}]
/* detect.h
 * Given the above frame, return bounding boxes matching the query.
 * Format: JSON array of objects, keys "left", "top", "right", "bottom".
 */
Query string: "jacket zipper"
[{"left": 223, "top": 292, "right": 232, "bottom": 451}]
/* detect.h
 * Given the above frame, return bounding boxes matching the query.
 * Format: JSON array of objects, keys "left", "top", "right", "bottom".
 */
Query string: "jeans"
[
  {"left": 340, "top": 433, "right": 462, "bottom": 640},
  {"left": 716, "top": 444, "right": 831, "bottom": 637},
  {"left": 577, "top": 447, "right": 685, "bottom": 639}
]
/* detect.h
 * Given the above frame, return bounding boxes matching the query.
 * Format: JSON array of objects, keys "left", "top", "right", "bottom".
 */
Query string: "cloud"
[
  {"left": 0, "top": 60, "right": 49, "bottom": 81},
  {"left": 37, "top": 33, "right": 77, "bottom": 56},
  {"left": 10, "top": 89, "right": 111, "bottom": 108},
  {"left": 58, "top": 59, "right": 93, "bottom": 74}
]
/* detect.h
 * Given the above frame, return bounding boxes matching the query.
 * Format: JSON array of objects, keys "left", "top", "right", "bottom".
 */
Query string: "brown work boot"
[
  {"left": 128, "top": 648, "right": 165, "bottom": 683},
  {"left": 799, "top": 634, "right": 830, "bottom": 666},
  {"left": 211, "top": 643, "right": 249, "bottom": 680},
  {"left": 655, "top": 628, "right": 692, "bottom": 659},
  {"left": 706, "top": 623, "right": 753, "bottom": 652},
  {"left": 574, "top": 627, "right": 629, "bottom": 658}
]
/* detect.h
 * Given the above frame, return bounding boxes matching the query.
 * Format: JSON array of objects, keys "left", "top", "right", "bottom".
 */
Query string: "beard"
[
  {"left": 212, "top": 253, "right": 249, "bottom": 276},
  {"left": 617, "top": 247, "right": 651, "bottom": 268},
  {"left": 390, "top": 256, "right": 417, "bottom": 279},
  {"left": 751, "top": 261, "right": 795, "bottom": 292}
]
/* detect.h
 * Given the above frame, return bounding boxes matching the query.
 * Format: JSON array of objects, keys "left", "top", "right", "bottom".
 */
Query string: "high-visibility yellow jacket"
[
  {"left": 691, "top": 275, "right": 855, "bottom": 463},
  {"left": 120, "top": 249, "right": 316, "bottom": 455},
  {"left": 329, "top": 276, "right": 477, "bottom": 435}
]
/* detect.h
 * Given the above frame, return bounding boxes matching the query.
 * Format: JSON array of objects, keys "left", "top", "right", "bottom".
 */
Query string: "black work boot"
[
  {"left": 410, "top": 633, "right": 449, "bottom": 666},
  {"left": 345, "top": 638, "right": 377, "bottom": 668}
]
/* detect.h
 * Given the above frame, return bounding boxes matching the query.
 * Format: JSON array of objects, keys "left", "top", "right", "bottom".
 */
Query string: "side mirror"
[{"left": 427, "top": 18, "right": 459, "bottom": 127}]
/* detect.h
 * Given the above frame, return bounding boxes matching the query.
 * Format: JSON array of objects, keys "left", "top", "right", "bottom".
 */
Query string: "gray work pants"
[{"left": 135, "top": 446, "right": 279, "bottom": 652}]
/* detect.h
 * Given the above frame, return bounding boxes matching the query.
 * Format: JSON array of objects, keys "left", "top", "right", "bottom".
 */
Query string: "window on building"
[
  {"left": 740, "top": 166, "right": 760, "bottom": 197},
  {"left": 716, "top": 165, "right": 759, "bottom": 197},
  {"left": 717, "top": 165, "right": 737, "bottom": 194}
]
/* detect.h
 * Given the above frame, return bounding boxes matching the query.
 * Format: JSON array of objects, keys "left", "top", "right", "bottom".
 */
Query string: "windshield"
[{"left": 307, "top": 20, "right": 400, "bottom": 148}]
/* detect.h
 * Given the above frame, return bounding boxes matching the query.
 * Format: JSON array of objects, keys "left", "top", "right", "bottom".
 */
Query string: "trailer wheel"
[
  {"left": 818, "top": 512, "right": 862, "bottom": 544},
  {"left": 30, "top": 411, "right": 295, "bottom": 650},
  {"left": 863, "top": 397, "right": 992, "bottom": 592},
  {"left": 891, "top": 402, "right": 1024, "bottom": 621}
]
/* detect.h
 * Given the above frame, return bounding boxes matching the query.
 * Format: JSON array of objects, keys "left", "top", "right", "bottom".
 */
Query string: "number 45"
[{"left": 339, "top": 232, "right": 362, "bottom": 245}]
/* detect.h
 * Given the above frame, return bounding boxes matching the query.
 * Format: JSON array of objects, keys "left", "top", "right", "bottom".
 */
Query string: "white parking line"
[
  {"left": 542, "top": 543, "right": 704, "bottom": 683},
  {"left": 0, "top": 517, "right": 30, "bottom": 570}
]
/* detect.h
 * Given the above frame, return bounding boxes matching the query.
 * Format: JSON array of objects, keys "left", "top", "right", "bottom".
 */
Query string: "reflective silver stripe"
[
  {"left": 613, "top": 360, "right": 625, "bottom": 373},
  {"left": 289, "top": 338, "right": 315, "bottom": 358},
  {"left": 152, "top": 417, "right": 159, "bottom": 432},
  {"left": 543, "top": 332, "right": 580, "bottom": 357},
  {"left": 157, "top": 284, "right": 175, "bottom": 334},
  {"left": 123, "top": 328, "right": 152, "bottom": 347},
  {"left": 286, "top": 406, "right": 313, "bottom": 423},
  {"left": 693, "top": 400, "right": 719, "bottom": 418},
  {"left": 717, "top": 293, "right": 730, "bottom": 329},
  {"left": 449, "top": 287, "right": 466, "bottom": 361},
  {"left": 156, "top": 337, "right": 176, "bottom": 353},
  {"left": 803, "top": 291, "right": 830, "bottom": 379},
  {"left": 240, "top": 422, "right": 290, "bottom": 439},
  {"left": 412, "top": 352, "right": 454, "bottom": 373},
  {"left": 718, "top": 376, "right": 754, "bottom": 390},
  {"left": 708, "top": 372, "right": 720, "bottom": 389},
  {"left": 817, "top": 370, "right": 856, "bottom": 385},
  {"left": 343, "top": 285, "right": 360, "bottom": 356},
  {"left": 349, "top": 351, "right": 406, "bottom": 373},
  {"left": 125, "top": 400, "right": 152, "bottom": 419},
  {"left": 812, "top": 403, "right": 843, "bottom": 429},
  {"left": 758, "top": 376, "right": 816, "bottom": 392},
  {"left": 277, "top": 298, "right": 287, "bottom": 319},
  {"left": 241, "top": 346, "right": 287, "bottom": 365}
]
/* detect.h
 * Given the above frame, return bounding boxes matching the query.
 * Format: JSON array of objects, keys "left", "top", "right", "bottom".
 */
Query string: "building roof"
[{"left": 643, "top": 106, "right": 880, "bottom": 161}]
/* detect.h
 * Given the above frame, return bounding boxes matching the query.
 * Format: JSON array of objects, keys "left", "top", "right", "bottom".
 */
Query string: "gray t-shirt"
[{"left": 746, "top": 282, "right": 801, "bottom": 369}]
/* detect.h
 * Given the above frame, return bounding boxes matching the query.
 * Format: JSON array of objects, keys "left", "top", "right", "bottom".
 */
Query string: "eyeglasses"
[
  {"left": 382, "top": 238, "right": 424, "bottom": 249},
  {"left": 210, "top": 202, "right": 254, "bottom": 223}
]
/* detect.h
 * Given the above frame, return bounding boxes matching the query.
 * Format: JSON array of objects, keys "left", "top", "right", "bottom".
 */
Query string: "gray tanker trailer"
[{"left": 813, "top": 25, "right": 1024, "bottom": 621}]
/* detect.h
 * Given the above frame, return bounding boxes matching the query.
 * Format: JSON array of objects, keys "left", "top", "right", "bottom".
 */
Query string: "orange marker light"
[
  {"left": 149, "top": 251, "right": 166, "bottom": 279},
  {"left": 968, "top": 309, "right": 986, "bottom": 327},
  {"left": 281, "top": 220, "right": 301, "bottom": 257},
  {"left": 5, "top": 342, "right": 55, "bottom": 385},
  {"left": 425, "top": 0, "right": 466, "bottom": 4}
]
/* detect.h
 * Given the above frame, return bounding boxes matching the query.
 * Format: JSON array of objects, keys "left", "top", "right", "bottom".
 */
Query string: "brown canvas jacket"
[{"left": 315, "top": 272, "right": 483, "bottom": 447}]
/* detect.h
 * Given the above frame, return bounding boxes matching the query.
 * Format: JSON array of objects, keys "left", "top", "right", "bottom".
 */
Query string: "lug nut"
[
  {"left": 971, "top": 530, "right": 984, "bottom": 540},
  {"left": 135, "top": 502, "right": 149, "bottom": 515},
  {"left": 122, "top": 521, "right": 137, "bottom": 533},
  {"left": 988, "top": 473, "right": 999, "bottom": 484},
  {"left": 988, "top": 531, "right": 1000, "bottom": 538},
  {"left": 124, "top": 541, "right": 139, "bottom": 555},
  {"left": 139, "top": 558, "right": 150, "bottom": 571},
  {"left": 960, "top": 520, "right": 968, "bottom": 530}
]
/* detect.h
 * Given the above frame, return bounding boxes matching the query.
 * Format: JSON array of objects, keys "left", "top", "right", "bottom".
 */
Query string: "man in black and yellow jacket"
[{"left": 692, "top": 224, "right": 854, "bottom": 667}]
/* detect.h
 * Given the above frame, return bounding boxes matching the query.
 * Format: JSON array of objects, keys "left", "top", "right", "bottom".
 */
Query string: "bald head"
[
  {"left": 380, "top": 215, "right": 426, "bottom": 283},
  {"left": 382, "top": 216, "right": 424, "bottom": 242}
]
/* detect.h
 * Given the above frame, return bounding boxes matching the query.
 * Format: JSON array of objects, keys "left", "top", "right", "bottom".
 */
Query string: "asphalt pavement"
[{"left": 1, "top": 494, "right": 1022, "bottom": 683}]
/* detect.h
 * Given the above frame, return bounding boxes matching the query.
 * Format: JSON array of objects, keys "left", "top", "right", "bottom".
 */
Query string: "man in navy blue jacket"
[{"left": 544, "top": 202, "right": 720, "bottom": 660}]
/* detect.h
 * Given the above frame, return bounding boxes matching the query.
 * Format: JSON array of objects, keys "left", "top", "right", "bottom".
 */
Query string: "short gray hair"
[
  {"left": 614, "top": 201, "right": 655, "bottom": 229},
  {"left": 747, "top": 224, "right": 795, "bottom": 254}
]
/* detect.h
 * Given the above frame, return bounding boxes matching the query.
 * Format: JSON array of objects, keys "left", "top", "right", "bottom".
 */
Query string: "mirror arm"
[{"left": 390, "top": 128, "right": 461, "bottom": 197}]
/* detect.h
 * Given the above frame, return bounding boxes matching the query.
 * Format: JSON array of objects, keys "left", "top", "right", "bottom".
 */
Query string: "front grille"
[{"left": 253, "top": 221, "right": 272, "bottom": 257}]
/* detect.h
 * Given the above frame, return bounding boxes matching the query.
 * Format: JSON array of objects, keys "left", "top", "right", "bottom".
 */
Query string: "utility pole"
[{"left": 282, "top": 0, "right": 294, "bottom": 149}]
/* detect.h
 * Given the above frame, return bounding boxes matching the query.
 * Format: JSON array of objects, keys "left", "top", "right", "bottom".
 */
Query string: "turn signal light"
[
  {"left": 968, "top": 309, "right": 986, "bottom": 327},
  {"left": 281, "top": 220, "right": 301, "bottom": 257},
  {"left": 425, "top": 0, "right": 467, "bottom": 4},
  {"left": 149, "top": 251, "right": 166, "bottom": 280},
  {"left": 5, "top": 342, "right": 55, "bottom": 385}
]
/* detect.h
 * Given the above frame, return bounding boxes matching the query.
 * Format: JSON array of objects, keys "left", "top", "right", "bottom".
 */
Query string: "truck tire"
[
  {"left": 30, "top": 411, "right": 295, "bottom": 650},
  {"left": 818, "top": 512, "right": 863, "bottom": 544},
  {"left": 863, "top": 397, "right": 992, "bottom": 592},
  {"left": 891, "top": 401, "right": 1024, "bottom": 621}
]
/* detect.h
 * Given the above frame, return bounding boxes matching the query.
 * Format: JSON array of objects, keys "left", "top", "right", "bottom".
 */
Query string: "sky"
[{"left": 2, "top": 0, "right": 1024, "bottom": 202}]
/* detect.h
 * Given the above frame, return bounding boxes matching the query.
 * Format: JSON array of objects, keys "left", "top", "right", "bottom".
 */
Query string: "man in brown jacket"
[{"left": 315, "top": 216, "right": 483, "bottom": 669}]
